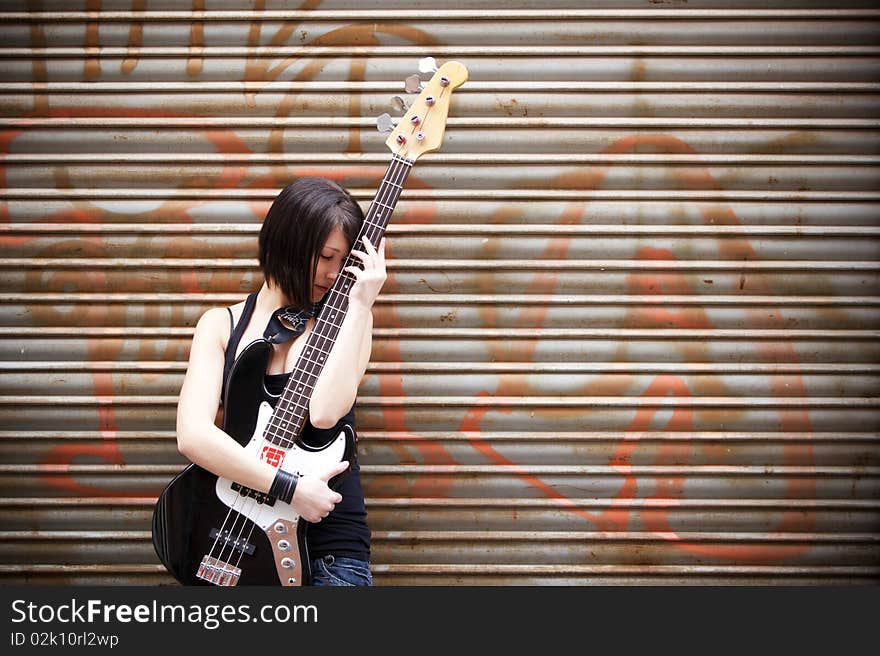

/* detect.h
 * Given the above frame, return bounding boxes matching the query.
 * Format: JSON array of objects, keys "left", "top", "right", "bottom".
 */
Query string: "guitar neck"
[{"left": 263, "top": 155, "right": 414, "bottom": 445}]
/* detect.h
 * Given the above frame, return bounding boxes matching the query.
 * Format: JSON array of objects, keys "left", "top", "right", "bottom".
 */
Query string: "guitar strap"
[{"left": 262, "top": 301, "right": 322, "bottom": 344}]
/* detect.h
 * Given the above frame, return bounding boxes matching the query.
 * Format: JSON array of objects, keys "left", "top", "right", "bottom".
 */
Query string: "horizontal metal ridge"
[
  {"left": 3, "top": 189, "right": 878, "bottom": 202},
  {"left": 2, "top": 497, "right": 878, "bottom": 510},
  {"left": 3, "top": 46, "right": 879, "bottom": 58},
  {"left": 376, "top": 531, "right": 880, "bottom": 542},
  {"left": 0, "top": 531, "right": 152, "bottom": 539},
  {"left": 7, "top": 154, "right": 880, "bottom": 166},
  {"left": 5, "top": 293, "right": 880, "bottom": 306},
  {"left": 0, "top": 326, "right": 880, "bottom": 341},
  {"left": 1, "top": 396, "right": 878, "bottom": 409},
  {"left": 0, "top": 565, "right": 165, "bottom": 573},
  {"left": 371, "top": 564, "right": 880, "bottom": 575},
  {"left": 0, "top": 431, "right": 172, "bottom": 440},
  {"left": 367, "top": 498, "right": 880, "bottom": 509},
  {"left": 2, "top": 430, "right": 877, "bottom": 443},
  {"left": 5, "top": 81, "right": 878, "bottom": 93},
  {"left": 379, "top": 295, "right": 880, "bottom": 306},
  {"left": 0, "top": 497, "right": 157, "bottom": 506},
  {"left": 5, "top": 9, "right": 880, "bottom": 19},
  {"left": 3, "top": 224, "right": 880, "bottom": 237},
  {"left": 359, "top": 430, "right": 880, "bottom": 442},
  {"left": 0, "top": 362, "right": 188, "bottom": 372},
  {"left": 2, "top": 9, "right": 878, "bottom": 20},
  {"left": 368, "top": 464, "right": 880, "bottom": 475},
  {"left": 0, "top": 564, "right": 876, "bottom": 578},
  {"left": 2, "top": 327, "right": 877, "bottom": 339},
  {"left": 2, "top": 464, "right": 877, "bottom": 476},
  {"left": 2, "top": 296, "right": 879, "bottom": 310},
  {"left": 2, "top": 530, "right": 876, "bottom": 543},
  {"left": 4, "top": 361, "right": 879, "bottom": 374},
  {"left": 2, "top": 117, "right": 877, "bottom": 130},
  {"left": 3, "top": 259, "right": 877, "bottom": 271}
]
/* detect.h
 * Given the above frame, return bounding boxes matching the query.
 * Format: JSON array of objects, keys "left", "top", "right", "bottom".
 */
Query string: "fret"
[
  {"left": 266, "top": 434, "right": 295, "bottom": 448},
  {"left": 361, "top": 217, "right": 386, "bottom": 231},
  {"left": 313, "top": 315, "right": 344, "bottom": 331},
  {"left": 267, "top": 420, "right": 299, "bottom": 435},
  {"left": 284, "top": 380, "right": 316, "bottom": 395},
  {"left": 273, "top": 397, "right": 308, "bottom": 415},
  {"left": 266, "top": 428, "right": 298, "bottom": 445},
  {"left": 269, "top": 399, "right": 307, "bottom": 418}
]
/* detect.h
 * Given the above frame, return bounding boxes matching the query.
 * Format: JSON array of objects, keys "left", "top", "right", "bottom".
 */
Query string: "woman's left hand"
[{"left": 341, "top": 236, "right": 387, "bottom": 311}]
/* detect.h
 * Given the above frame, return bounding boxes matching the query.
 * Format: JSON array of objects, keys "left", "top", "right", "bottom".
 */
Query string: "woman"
[{"left": 175, "top": 177, "right": 384, "bottom": 586}]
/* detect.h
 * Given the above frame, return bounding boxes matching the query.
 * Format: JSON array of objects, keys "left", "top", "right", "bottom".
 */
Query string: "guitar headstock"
[{"left": 385, "top": 60, "right": 468, "bottom": 162}]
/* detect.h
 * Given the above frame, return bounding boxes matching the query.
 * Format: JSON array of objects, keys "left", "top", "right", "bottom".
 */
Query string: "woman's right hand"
[{"left": 290, "top": 460, "right": 348, "bottom": 522}]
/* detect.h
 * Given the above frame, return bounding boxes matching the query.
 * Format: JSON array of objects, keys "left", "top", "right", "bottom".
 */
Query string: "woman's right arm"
[{"left": 175, "top": 308, "right": 344, "bottom": 523}]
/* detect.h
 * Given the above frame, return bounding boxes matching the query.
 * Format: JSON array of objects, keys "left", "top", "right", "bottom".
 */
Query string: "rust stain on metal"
[
  {"left": 121, "top": 0, "right": 145, "bottom": 75},
  {"left": 84, "top": 0, "right": 102, "bottom": 81},
  {"left": 187, "top": 0, "right": 205, "bottom": 77}
]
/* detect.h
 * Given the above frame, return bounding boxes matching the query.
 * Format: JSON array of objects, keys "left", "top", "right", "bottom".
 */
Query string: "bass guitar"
[{"left": 152, "top": 60, "right": 468, "bottom": 586}]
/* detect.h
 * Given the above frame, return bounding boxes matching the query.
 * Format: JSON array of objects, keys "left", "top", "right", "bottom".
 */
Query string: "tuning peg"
[
  {"left": 376, "top": 113, "right": 394, "bottom": 134},
  {"left": 404, "top": 74, "right": 423, "bottom": 94},
  {"left": 418, "top": 56, "right": 438, "bottom": 74},
  {"left": 391, "top": 96, "right": 409, "bottom": 113}
]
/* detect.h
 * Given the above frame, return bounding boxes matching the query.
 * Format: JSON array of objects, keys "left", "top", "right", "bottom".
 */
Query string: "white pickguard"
[{"left": 215, "top": 401, "right": 347, "bottom": 530}]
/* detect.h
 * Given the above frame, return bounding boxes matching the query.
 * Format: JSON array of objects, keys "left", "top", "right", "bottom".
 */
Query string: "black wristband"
[{"left": 268, "top": 469, "right": 299, "bottom": 504}]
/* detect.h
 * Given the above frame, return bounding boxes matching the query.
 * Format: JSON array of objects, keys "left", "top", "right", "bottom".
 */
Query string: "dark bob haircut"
[{"left": 258, "top": 177, "right": 364, "bottom": 310}]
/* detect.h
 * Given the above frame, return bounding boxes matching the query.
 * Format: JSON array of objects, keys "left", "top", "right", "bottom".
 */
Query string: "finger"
[
  {"left": 343, "top": 265, "right": 362, "bottom": 280},
  {"left": 378, "top": 237, "right": 386, "bottom": 263},
  {"left": 320, "top": 460, "right": 349, "bottom": 481},
  {"left": 362, "top": 235, "right": 377, "bottom": 254},
  {"left": 347, "top": 248, "right": 373, "bottom": 270}
]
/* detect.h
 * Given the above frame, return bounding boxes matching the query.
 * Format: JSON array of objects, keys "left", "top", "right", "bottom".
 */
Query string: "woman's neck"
[{"left": 256, "top": 283, "right": 290, "bottom": 313}]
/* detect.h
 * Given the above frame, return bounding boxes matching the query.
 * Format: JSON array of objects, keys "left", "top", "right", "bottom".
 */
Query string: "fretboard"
[{"left": 264, "top": 154, "right": 414, "bottom": 447}]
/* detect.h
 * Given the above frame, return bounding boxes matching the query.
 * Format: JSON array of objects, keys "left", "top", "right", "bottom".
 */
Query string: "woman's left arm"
[{"left": 309, "top": 236, "right": 385, "bottom": 428}]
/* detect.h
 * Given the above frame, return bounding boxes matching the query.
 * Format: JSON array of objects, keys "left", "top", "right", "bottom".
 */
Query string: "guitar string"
[
  {"left": 259, "top": 154, "right": 411, "bottom": 448},
  {"left": 280, "top": 164, "right": 407, "bottom": 442},
  {"left": 212, "top": 155, "right": 412, "bottom": 585},
  {"left": 263, "top": 153, "right": 412, "bottom": 448},
  {"left": 210, "top": 462, "right": 274, "bottom": 584},
  {"left": 203, "top": 490, "right": 251, "bottom": 584}
]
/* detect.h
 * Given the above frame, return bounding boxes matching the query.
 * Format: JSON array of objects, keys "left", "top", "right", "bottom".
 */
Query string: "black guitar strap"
[{"left": 262, "top": 301, "right": 321, "bottom": 344}]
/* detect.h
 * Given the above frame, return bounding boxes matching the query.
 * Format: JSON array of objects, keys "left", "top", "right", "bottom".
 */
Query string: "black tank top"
[{"left": 222, "top": 293, "right": 371, "bottom": 562}]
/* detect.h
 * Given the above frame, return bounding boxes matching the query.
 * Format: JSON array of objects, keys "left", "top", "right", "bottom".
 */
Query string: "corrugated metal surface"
[{"left": 1, "top": 1, "right": 879, "bottom": 585}]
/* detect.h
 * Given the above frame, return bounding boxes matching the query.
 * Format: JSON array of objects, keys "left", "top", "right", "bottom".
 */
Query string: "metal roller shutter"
[{"left": 0, "top": 1, "right": 878, "bottom": 585}]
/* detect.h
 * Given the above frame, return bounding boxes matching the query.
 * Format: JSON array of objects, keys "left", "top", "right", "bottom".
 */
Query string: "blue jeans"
[{"left": 309, "top": 555, "right": 372, "bottom": 587}]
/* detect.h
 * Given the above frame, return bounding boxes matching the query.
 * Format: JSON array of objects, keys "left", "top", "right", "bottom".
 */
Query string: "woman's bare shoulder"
[{"left": 193, "top": 305, "right": 234, "bottom": 345}]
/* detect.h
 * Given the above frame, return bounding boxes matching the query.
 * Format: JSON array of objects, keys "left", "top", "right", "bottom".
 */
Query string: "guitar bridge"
[{"left": 196, "top": 555, "right": 241, "bottom": 586}]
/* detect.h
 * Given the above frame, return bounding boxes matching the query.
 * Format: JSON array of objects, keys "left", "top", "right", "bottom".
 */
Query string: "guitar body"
[{"left": 152, "top": 338, "right": 356, "bottom": 586}]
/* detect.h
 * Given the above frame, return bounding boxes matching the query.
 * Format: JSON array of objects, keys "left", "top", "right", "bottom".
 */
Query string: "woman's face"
[{"left": 311, "top": 227, "right": 350, "bottom": 303}]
